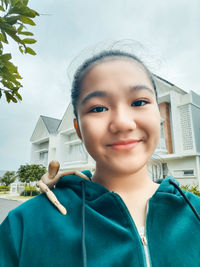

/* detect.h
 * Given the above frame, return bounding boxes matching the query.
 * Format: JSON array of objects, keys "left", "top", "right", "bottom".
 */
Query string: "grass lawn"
[
  {"left": 0, "top": 192, "right": 34, "bottom": 201},
  {"left": 9, "top": 196, "right": 33, "bottom": 200}
]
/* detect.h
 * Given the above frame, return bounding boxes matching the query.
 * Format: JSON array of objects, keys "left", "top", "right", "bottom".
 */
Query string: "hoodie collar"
[{"left": 56, "top": 172, "right": 180, "bottom": 200}]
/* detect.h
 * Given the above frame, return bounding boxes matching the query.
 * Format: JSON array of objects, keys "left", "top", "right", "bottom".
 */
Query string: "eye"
[
  {"left": 89, "top": 106, "right": 108, "bottom": 113},
  {"left": 132, "top": 100, "right": 149, "bottom": 107}
]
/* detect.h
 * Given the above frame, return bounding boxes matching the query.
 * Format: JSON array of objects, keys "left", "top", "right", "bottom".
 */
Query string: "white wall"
[{"left": 164, "top": 156, "right": 198, "bottom": 186}]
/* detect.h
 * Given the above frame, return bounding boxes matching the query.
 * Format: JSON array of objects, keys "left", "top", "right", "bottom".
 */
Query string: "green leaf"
[
  {"left": 19, "top": 45, "right": 24, "bottom": 54},
  {"left": 15, "top": 91, "right": 22, "bottom": 100},
  {"left": 0, "top": 22, "right": 17, "bottom": 34},
  {"left": 19, "top": 16, "right": 35, "bottom": 25},
  {"left": 2, "top": 80, "right": 14, "bottom": 89},
  {"left": 0, "top": 5, "right": 5, "bottom": 11},
  {"left": 10, "top": 0, "right": 18, "bottom": 5},
  {"left": 17, "top": 24, "right": 23, "bottom": 33},
  {"left": 11, "top": 96, "right": 17, "bottom": 103},
  {"left": 9, "top": 5, "right": 39, "bottom": 18},
  {"left": 1, "top": 66, "right": 22, "bottom": 85},
  {"left": 0, "top": 62, "right": 4, "bottom": 68},
  {"left": 0, "top": 32, "right": 8, "bottom": 43},
  {"left": 0, "top": 30, "right": 8, "bottom": 43},
  {"left": 0, "top": 53, "right": 12, "bottom": 61},
  {"left": 25, "top": 47, "right": 36, "bottom": 55},
  {"left": 0, "top": 0, "right": 38, "bottom": 103},
  {"left": 22, "top": 0, "right": 29, "bottom": 6},
  {"left": 6, "top": 61, "right": 18, "bottom": 73},
  {"left": 5, "top": 15, "right": 21, "bottom": 25},
  {"left": 6, "top": 31, "right": 24, "bottom": 44},
  {"left": 19, "top": 31, "right": 33, "bottom": 36},
  {"left": 14, "top": 71, "right": 22, "bottom": 79},
  {"left": 5, "top": 91, "right": 11, "bottom": 102},
  {"left": 22, "top": 38, "right": 36, "bottom": 44}
]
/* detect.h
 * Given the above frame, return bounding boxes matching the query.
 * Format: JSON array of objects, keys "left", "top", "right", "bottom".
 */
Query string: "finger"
[
  {"left": 41, "top": 167, "right": 90, "bottom": 188},
  {"left": 54, "top": 170, "right": 90, "bottom": 181},
  {"left": 41, "top": 161, "right": 60, "bottom": 187},
  {"left": 37, "top": 181, "right": 67, "bottom": 215},
  {"left": 48, "top": 161, "right": 60, "bottom": 179}
]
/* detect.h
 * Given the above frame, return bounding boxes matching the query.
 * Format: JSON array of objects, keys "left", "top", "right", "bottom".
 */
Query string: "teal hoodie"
[{"left": 0, "top": 173, "right": 200, "bottom": 267}]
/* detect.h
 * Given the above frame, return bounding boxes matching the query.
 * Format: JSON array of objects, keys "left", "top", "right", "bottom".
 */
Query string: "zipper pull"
[{"left": 140, "top": 234, "right": 147, "bottom": 246}]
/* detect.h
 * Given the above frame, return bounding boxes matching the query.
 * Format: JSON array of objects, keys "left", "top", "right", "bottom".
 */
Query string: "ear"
[{"left": 73, "top": 119, "right": 82, "bottom": 140}]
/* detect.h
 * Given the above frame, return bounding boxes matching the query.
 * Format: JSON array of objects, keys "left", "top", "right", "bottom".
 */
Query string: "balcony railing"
[{"left": 156, "top": 138, "right": 167, "bottom": 154}]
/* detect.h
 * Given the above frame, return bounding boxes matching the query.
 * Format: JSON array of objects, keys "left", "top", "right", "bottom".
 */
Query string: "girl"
[{"left": 0, "top": 50, "right": 200, "bottom": 267}]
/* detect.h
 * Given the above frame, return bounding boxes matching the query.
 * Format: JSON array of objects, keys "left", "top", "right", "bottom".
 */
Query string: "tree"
[
  {"left": 0, "top": 0, "right": 39, "bottom": 103},
  {"left": 17, "top": 164, "right": 46, "bottom": 196},
  {"left": 1, "top": 171, "right": 16, "bottom": 186}
]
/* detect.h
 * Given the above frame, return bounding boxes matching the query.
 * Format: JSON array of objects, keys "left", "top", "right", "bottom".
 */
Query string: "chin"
[{"left": 105, "top": 158, "right": 148, "bottom": 176}]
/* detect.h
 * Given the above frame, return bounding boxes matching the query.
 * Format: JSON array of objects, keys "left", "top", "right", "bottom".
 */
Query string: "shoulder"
[
  {"left": 155, "top": 177, "right": 200, "bottom": 214},
  {"left": 181, "top": 189, "right": 200, "bottom": 209},
  {"left": 2, "top": 186, "right": 75, "bottom": 226}
]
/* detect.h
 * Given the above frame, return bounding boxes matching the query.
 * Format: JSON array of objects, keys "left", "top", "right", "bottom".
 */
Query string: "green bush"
[
  {"left": 181, "top": 185, "right": 200, "bottom": 197},
  {"left": 20, "top": 189, "right": 40, "bottom": 196},
  {"left": 20, "top": 186, "right": 40, "bottom": 196},
  {"left": 0, "top": 185, "right": 10, "bottom": 192}
]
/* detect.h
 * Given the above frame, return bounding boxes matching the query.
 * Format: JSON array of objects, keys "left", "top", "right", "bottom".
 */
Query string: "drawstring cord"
[
  {"left": 169, "top": 179, "right": 200, "bottom": 222},
  {"left": 81, "top": 181, "right": 87, "bottom": 267}
]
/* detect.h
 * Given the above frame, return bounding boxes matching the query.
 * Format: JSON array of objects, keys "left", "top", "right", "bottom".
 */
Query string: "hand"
[{"left": 37, "top": 161, "right": 90, "bottom": 215}]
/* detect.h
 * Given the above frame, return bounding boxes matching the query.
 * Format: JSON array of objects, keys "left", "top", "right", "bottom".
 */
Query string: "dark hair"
[{"left": 71, "top": 50, "right": 157, "bottom": 118}]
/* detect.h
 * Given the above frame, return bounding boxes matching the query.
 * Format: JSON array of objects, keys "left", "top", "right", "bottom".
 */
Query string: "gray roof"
[
  {"left": 41, "top": 116, "right": 61, "bottom": 134},
  {"left": 153, "top": 74, "right": 174, "bottom": 86}
]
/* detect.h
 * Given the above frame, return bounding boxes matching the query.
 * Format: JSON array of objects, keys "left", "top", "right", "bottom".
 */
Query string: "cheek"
[
  {"left": 148, "top": 112, "right": 161, "bottom": 143},
  {"left": 141, "top": 108, "right": 160, "bottom": 140},
  {"left": 79, "top": 117, "right": 105, "bottom": 149}
]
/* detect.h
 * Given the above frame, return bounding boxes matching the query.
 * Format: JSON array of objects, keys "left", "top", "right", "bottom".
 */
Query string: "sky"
[{"left": 0, "top": 0, "right": 200, "bottom": 171}]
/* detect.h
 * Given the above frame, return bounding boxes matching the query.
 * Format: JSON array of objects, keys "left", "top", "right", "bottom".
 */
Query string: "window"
[
  {"left": 162, "top": 163, "right": 168, "bottom": 178},
  {"left": 39, "top": 151, "right": 48, "bottom": 166},
  {"left": 173, "top": 169, "right": 194, "bottom": 178},
  {"left": 183, "top": 170, "right": 194, "bottom": 176}
]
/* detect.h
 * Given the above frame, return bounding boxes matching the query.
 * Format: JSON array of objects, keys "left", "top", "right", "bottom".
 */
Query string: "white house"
[
  {"left": 9, "top": 178, "right": 25, "bottom": 195},
  {"left": 30, "top": 75, "right": 200, "bottom": 187},
  {"left": 30, "top": 116, "right": 61, "bottom": 167}
]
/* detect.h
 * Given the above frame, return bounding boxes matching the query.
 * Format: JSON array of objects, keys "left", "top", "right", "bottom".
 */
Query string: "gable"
[
  {"left": 58, "top": 103, "right": 74, "bottom": 132},
  {"left": 41, "top": 116, "right": 61, "bottom": 134},
  {"left": 154, "top": 75, "right": 187, "bottom": 97},
  {"left": 30, "top": 117, "right": 49, "bottom": 142},
  {"left": 155, "top": 78, "right": 172, "bottom": 96}
]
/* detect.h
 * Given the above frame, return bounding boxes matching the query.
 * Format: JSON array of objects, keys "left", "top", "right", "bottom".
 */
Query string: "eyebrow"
[
  {"left": 130, "top": 85, "right": 154, "bottom": 95},
  {"left": 80, "top": 85, "right": 154, "bottom": 106},
  {"left": 81, "top": 91, "right": 107, "bottom": 106}
]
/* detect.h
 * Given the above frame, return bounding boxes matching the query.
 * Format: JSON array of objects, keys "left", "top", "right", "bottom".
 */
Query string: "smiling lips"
[{"left": 108, "top": 139, "right": 141, "bottom": 150}]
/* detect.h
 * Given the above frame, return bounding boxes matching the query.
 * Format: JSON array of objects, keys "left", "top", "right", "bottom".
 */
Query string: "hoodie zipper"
[
  {"left": 139, "top": 202, "right": 152, "bottom": 267},
  {"left": 112, "top": 193, "right": 152, "bottom": 267}
]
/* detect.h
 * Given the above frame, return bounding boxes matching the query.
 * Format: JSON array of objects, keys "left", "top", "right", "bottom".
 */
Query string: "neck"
[{"left": 92, "top": 165, "right": 157, "bottom": 195}]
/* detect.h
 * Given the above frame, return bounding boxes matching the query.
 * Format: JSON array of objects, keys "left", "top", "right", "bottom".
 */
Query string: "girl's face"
[{"left": 75, "top": 59, "right": 160, "bottom": 175}]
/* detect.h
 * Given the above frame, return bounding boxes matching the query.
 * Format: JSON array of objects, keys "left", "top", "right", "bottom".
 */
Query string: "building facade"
[{"left": 30, "top": 75, "right": 200, "bottom": 187}]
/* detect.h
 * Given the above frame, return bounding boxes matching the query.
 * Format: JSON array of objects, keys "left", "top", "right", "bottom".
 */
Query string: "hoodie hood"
[
  {"left": 55, "top": 172, "right": 200, "bottom": 267},
  {"left": 56, "top": 170, "right": 109, "bottom": 200},
  {"left": 56, "top": 171, "right": 200, "bottom": 222}
]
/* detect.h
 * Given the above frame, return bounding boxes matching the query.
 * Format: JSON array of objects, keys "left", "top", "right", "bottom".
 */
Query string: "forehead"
[{"left": 80, "top": 58, "right": 153, "bottom": 92}]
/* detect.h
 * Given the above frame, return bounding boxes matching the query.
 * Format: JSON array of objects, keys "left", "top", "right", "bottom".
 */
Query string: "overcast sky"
[{"left": 0, "top": 0, "right": 200, "bottom": 171}]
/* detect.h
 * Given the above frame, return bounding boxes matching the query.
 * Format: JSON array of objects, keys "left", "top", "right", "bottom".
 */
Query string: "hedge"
[
  {"left": 20, "top": 186, "right": 40, "bottom": 196},
  {"left": 181, "top": 185, "right": 200, "bottom": 197},
  {"left": 0, "top": 185, "right": 10, "bottom": 192}
]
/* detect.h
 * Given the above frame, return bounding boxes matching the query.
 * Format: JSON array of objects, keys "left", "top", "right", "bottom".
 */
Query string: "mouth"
[{"left": 107, "top": 139, "right": 142, "bottom": 151}]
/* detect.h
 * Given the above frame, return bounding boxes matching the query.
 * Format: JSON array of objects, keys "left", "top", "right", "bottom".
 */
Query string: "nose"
[{"left": 109, "top": 108, "right": 137, "bottom": 134}]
